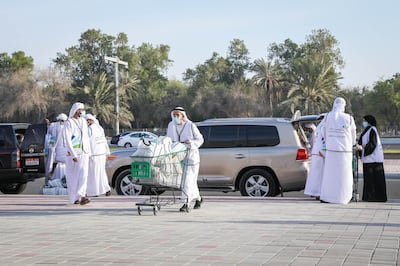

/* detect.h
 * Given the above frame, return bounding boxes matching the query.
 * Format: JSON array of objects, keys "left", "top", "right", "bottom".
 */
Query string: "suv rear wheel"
[
  {"left": 0, "top": 182, "right": 27, "bottom": 194},
  {"left": 239, "top": 169, "right": 277, "bottom": 197},
  {"left": 115, "top": 169, "right": 148, "bottom": 196}
]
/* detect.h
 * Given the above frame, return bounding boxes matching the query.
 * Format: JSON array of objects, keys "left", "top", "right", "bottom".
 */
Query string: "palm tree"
[
  {"left": 280, "top": 55, "right": 339, "bottom": 115},
  {"left": 79, "top": 72, "right": 138, "bottom": 128},
  {"left": 251, "top": 58, "right": 282, "bottom": 116}
]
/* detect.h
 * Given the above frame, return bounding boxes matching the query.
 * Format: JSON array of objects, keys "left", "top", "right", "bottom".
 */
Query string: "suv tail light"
[
  {"left": 17, "top": 149, "right": 21, "bottom": 168},
  {"left": 296, "top": 148, "right": 308, "bottom": 161}
]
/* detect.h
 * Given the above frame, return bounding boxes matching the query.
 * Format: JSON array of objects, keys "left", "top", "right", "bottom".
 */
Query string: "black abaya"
[{"left": 362, "top": 162, "right": 387, "bottom": 202}]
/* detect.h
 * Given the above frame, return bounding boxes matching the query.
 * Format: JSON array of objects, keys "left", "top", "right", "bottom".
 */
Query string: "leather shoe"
[
  {"left": 74, "top": 200, "right": 80, "bottom": 204},
  {"left": 105, "top": 191, "right": 111, "bottom": 196},
  {"left": 179, "top": 204, "right": 188, "bottom": 212},
  {"left": 194, "top": 198, "right": 203, "bottom": 209},
  {"left": 80, "top": 197, "right": 90, "bottom": 205}
]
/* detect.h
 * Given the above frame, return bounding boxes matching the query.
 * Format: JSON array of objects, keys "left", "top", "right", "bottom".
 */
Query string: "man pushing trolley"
[
  {"left": 167, "top": 106, "right": 204, "bottom": 212},
  {"left": 131, "top": 106, "right": 204, "bottom": 215}
]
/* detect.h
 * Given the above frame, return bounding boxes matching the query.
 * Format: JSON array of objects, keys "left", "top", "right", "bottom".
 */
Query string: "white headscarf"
[
  {"left": 68, "top": 102, "right": 84, "bottom": 118},
  {"left": 332, "top": 97, "right": 346, "bottom": 113},
  {"left": 170, "top": 106, "right": 188, "bottom": 121},
  {"left": 304, "top": 122, "right": 316, "bottom": 131},
  {"left": 85, "top": 113, "right": 99, "bottom": 125},
  {"left": 56, "top": 113, "right": 68, "bottom": 121}
]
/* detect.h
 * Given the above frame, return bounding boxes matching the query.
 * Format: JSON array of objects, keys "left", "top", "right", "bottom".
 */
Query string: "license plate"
[{"left": 25, "top": 158, "right": 39, "bottom": 166}]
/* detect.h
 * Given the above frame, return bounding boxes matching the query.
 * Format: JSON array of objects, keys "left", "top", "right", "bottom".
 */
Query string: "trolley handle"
[{"left": 141, "top": 138, "right": 152, "bottom": 146}]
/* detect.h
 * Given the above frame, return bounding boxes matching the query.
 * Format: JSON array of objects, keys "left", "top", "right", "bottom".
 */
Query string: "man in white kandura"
[
  {"left": 63, "top": 102, "right": 91, "bottom": 205},
  {"left": 86, "top": 114, "right": 111, "bottom": 197},
  {"left": 50, "top": 113, "right": 68, "bottom": 180},
  {"left": 167, "top": 106, "right": 204, "bottom": 212},
  {"left": 319, "top": 97, "right": 356, "bottom": 204}
]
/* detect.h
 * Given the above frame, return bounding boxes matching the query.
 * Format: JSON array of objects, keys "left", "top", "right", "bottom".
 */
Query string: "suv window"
[
  {"left": 20, "top": 124, "right": 47, "bottom": 151},
  {"left": 0, "top": 126, "right": 17, "bottom": 149},
  {"left": 0, "top": 125, "right": 18, "bottom": 169},
  {"left": 199, "top": 125, "right": 279, "bottom": 148},
  {"left": 246, "top": 125, "right": 280, "bottom": 147}
]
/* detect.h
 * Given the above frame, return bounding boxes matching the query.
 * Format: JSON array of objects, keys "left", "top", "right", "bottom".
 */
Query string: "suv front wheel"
[
  {"left": 239, "top": 169, "right": 277, "bottom": 197},
  {"left": 0, "top": 182, "right": 27, "bottom": 194}
]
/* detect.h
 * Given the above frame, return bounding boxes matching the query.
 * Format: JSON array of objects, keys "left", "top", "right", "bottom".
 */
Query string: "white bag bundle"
[{"left": 42, "top": 187, "right": 57, "bottom": 195}]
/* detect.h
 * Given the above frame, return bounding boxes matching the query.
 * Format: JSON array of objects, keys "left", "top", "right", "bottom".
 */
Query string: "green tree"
[
  {"left": 268, "top": 29, "right": 344, "bottom": 115},
  {"left": 0, "top": 51, "right": 34, "bottom": 77},
  {"left": 54, "top": 29, "right": 130, "bottom": 88},
  {"left": 127, "top": 43, "right": 172, "bottom": 128},
  {"left": 251, "top": 58, "right": 282, "bottom": 116},
  {"left": 77, "top": 72, "right": 138, "bottom": 129},
  {"left": 282, "top": 55, "right": 339, "bottom": 114},
  {"left": 227, "top": 39, "right": 251, "bottom": 83},
  {"left": 363, "top": 73, "right": 400, "bottom": 134}
]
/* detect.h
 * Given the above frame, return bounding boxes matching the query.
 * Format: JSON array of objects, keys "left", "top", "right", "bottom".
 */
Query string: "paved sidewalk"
[{"left": 1, "top": 195, "right": 399, "bottom": 265}]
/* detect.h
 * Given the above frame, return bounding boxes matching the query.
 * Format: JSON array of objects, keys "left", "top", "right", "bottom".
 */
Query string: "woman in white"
[
  {"left": 304, "top": 116, "right": 325, "bottom": 199},
  {"left": 167, "top": 107, "right": 204, "bottom": 212},
  {"left": 86, "top": 114, "right": 111, "bottom": 197}
]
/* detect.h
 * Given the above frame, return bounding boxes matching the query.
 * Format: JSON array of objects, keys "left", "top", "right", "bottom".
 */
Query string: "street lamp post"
[{"left": 104, "top": 56, "right": 128, "bottom": 135}]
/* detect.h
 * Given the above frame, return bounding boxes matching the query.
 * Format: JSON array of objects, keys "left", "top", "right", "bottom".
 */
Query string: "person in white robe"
[
  {"left": 303, "top": 122, "right": 316, "bottom": 152},
  {"left": 48, "top": 113, "right": 68, "bottom": 179},
  {"left": 304, "top": 116, "right": 325, "bottom": 199},
  {"left": 44, "top": 119, "right": 57, "bottom": 180},
  {"left": 63, "top": 102, "right": 91, "bottom": 205},
  {"left": 166, "top": 106, "right": 204, "bottom": 212},
  {"left": 319, "top": 97, "right": 356, "bottom": 204},
  {"left": 86, "top": 114, "right": 111, "bottom": 197}
]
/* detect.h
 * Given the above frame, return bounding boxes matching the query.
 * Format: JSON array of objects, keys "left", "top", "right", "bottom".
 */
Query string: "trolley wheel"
[
  {"left": 153, "top": 206, "right": 158, "bottom": 215},
  {"left": 137, "top": 207, "right": 142, "bottom": 215}
]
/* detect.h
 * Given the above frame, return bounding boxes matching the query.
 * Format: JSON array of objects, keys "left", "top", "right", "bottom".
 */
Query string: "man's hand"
[{"left": 72, "top": 157, "right": 78, "bottom": 162}]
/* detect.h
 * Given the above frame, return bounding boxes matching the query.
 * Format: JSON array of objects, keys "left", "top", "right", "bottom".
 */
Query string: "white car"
[{"left": 117, "top": 131, "right": 158, "bottom": 148}]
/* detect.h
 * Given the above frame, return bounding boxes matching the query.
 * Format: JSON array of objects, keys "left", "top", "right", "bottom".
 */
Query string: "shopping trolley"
[
  {"left": 130, "top": 139, "right": 188, "bottom": 215},
  {"left": 352, "top": 145, "right": 360, "bottom": 202}
]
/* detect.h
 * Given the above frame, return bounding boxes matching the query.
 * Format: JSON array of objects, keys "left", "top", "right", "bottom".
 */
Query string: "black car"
[
  {"left": 110, "top": 131, "right": 132, "bottom": 145},
  {"left": 0, "top": 123, "right": 47, "bottom": 194}
]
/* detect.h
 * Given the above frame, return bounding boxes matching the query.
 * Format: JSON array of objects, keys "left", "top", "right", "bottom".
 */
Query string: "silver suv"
[
  {"left": 196, "top": 117, "right": 309, "bottom": 197},
  {"left": 106, "top": 117, "right": 311, "bottom": 197}
]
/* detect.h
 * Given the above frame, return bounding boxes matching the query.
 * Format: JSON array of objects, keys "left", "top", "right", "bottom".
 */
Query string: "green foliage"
[
  {"left": 267, "top": 29, "right": 343, "bottom": 116},
  {"left": 78, "top": 72, "right": 138, "bottom": 129},
  {"left": 251, "top": 58, "right": 283, "bottom": 116},
  {"left": 54, "top": 29, "right": 127, "bottom": 88},
  {"left": 363, "top": 73, "right": 400, "bottom": 134},
  {"left": 0, "top": 51, "right": 34, "bottom": 77},
  {"left": 1, "top": 28, "right": 399, "bottom": 137}
]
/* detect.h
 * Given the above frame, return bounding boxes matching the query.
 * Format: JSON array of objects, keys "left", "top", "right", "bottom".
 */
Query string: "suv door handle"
[{"left": 235, "top": 154, "right": 246, "bottom": 159}]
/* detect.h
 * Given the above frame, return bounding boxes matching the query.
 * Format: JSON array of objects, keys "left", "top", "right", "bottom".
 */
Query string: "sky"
[{"left": 1, "top": 0, "right": 399, "bottom": 88}]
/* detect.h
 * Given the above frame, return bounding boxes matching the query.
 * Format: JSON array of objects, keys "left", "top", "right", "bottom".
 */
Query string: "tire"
[
  {"left": 0, "top": 182, "right": 27, "bottom": 194},
  {"left": 124, "top": 142, "right": 132, "bottom": 148},
  {"left": 114, "top": 169, "right": 148, "bottom": 196},
  {"left": 239, "top": 169, "right": 277, "bottom": 197}
]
